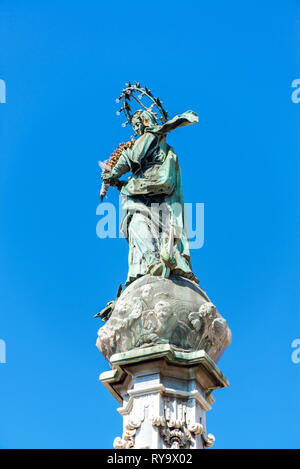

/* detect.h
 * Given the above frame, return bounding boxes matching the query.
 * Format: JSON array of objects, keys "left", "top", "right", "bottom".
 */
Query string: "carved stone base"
[
  {"left": 96, "top": 275, "right": 231, "bottom": 364},
  {"left": 100, "top": 344, "right": 229, "bottom": 449}
]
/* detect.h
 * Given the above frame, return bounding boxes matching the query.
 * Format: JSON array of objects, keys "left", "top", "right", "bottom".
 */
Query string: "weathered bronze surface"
[{"left": 96, "top": 83, "right": 231, "bottom": 363}]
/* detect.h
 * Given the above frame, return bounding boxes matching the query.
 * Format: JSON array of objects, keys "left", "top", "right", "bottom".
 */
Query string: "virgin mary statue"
[{"left": 102, "top": 100, "right": 199, "bottom": 286}]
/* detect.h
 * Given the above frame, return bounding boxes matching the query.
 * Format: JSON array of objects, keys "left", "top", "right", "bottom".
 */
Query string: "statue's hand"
[
  {"left": 115, "top": 180, "right": 127, "bottom": 191},
  {"left": 108, "top": 178, "right": 125, "bottom": 190},
  {"left": 101, "top": 171, "right": 112, "bottom": 182}
]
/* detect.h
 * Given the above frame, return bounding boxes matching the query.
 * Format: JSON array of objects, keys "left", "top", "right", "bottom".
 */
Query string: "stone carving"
[
  {"left": 113, "top": 419, "right": 142, "bottom": 449},
  {"left": 188, "top": 301, "right": 230, "bottom": 359},
  {"left": 152, "top": 416, "right": 213, "bottom": 449},
  {"left": 152, "top": 399, "right": 206, "bottom": 449},
  {"left": 202, "top": 433, "right": 216, "bottom": 448},
  {"left": 187, "top": 422, "right": 204, "bottom": 434},
  {"left": 152, "top": 416, "right": 165, "bottom": 427},
  {"left": 161, "top": 425, "right": 192, "bottom": 449},
  {"left": 96, "top": 275, "right": 231, "bottom": 363}
]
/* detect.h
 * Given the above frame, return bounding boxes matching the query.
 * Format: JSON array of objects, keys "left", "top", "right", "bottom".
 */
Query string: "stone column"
[
  {"left": 96, "top": 274, "right": 231, "bottom": 449},
  {"left": 100, "top": 345, "right": 229, "bottom": 449}
]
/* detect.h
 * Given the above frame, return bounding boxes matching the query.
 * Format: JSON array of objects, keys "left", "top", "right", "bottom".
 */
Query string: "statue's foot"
[{"left": 148, "top": 261, "right": 164, "bottom": 277}]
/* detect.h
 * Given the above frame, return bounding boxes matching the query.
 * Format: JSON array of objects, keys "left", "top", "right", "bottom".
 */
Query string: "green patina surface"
[
  {"left": 97, "top": 95, "right": 231, "bottom": 369},
  {"left": 104, "top": 110, "right": 199, "bottom": 286}
]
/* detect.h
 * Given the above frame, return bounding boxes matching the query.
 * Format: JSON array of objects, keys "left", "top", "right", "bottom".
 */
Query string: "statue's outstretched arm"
[{"left": 154, "top": 110, "right": 198, "bottom": 136}]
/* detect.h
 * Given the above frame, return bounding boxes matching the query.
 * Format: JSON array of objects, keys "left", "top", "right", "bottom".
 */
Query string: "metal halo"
[{"left": 115, "top": 82, "right": 169, "bottom": 127}]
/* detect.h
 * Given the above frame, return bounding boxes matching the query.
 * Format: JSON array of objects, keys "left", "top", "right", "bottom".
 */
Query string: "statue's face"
[{"left": 132, "top": 116, "right": 145, "bottom": 136}]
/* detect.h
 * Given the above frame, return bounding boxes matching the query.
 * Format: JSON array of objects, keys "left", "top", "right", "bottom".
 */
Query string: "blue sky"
[{"left": 0, "top": 0, "right": 299, "bottom": 449}]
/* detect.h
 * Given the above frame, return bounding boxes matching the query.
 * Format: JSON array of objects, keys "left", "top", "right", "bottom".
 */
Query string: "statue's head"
[
  {"left": 132, "top": 110, "right": 157, "bottom": 136},
  {"left": 116, "top": 83, "right": 169, "bottom": 131},
  {"left": 132, "top": 111, "right": 145, "bottom": 136}
]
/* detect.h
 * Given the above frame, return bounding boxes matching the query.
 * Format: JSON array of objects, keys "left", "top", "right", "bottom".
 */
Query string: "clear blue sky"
[{"left": 0, "top": 0, "right": 299, "bottom": 449}]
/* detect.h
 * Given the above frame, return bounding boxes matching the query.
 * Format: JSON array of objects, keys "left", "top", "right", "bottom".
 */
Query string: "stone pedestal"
[
  {"left": 97, "top": 275, "right": 231, "bottom": 449},
  {"left": 100, "top": 344, "right": 229, "bottom": 449}
]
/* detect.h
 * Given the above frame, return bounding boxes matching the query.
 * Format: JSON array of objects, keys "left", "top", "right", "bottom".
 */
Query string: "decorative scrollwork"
[
  {"left": 153, "top": 413, "right": 206, "bottom": 449},
  {"left": 113, "top": 419, "right": 142, "bottom": 449},
  {"left": 161, "top": 426, "right": 192, "bottom": 449},
  {"left": 202, "top": 432, "right": 215, "bottom": 448}
]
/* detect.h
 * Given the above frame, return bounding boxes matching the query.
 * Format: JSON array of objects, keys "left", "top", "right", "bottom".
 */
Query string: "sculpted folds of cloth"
[{"left": 102, "top": 109, "right": 199, "bottom": 286}]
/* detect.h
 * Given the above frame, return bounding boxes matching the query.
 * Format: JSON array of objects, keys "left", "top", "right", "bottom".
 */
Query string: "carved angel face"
[
  {"left": 154, "top": 300, "right": 170, "bottom": 319},
  {"left": 199, "top": 302, "right": 217, "bottom": 321},
  {"left": 114, "top": 300, "right": 128, "bottom": 316},
  {"left": 188, "top": 312, "right": 202, "bottom": 331},
  {"left": 141, "top": 284, "right": 153, "bottom": 304}
]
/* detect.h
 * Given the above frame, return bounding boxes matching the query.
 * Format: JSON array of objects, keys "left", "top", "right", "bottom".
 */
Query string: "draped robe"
[{"left": 109, "top": 110, "right": 199, "bottom": 285}]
